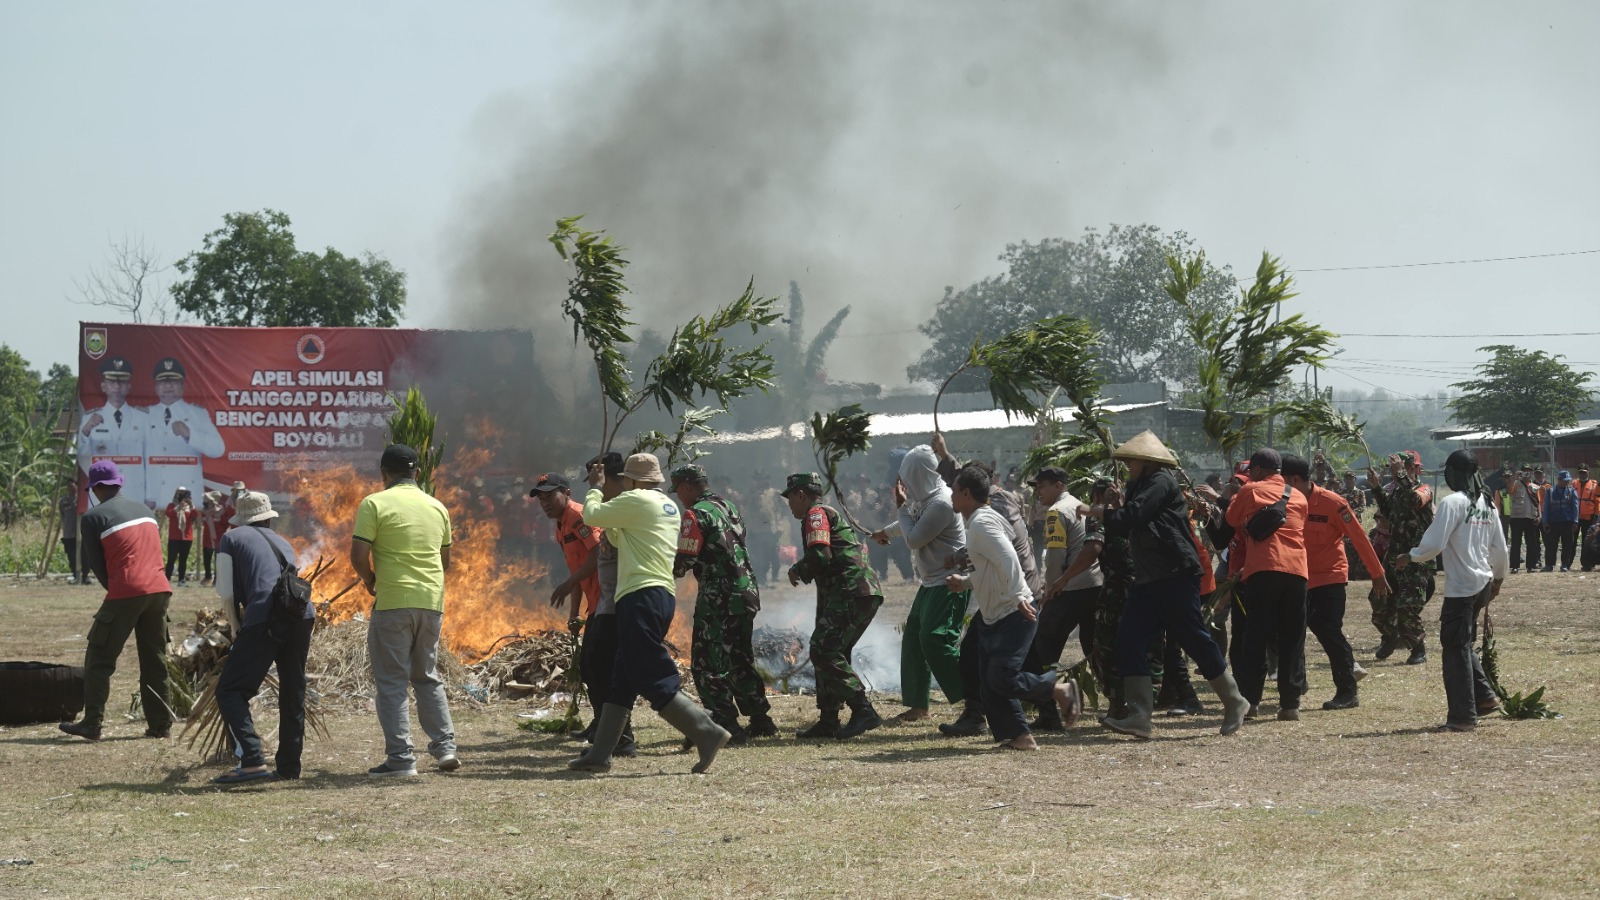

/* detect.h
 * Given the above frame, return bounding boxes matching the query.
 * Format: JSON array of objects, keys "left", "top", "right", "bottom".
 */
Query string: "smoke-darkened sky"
[{"left": 4, "top": 2, "right": 1598, "bottom": 399}]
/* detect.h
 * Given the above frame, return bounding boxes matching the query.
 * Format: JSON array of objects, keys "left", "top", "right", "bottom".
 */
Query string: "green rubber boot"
[
  {"left": 569, "top": 703, "right": 632, "bottom": 773},
  {"left": 658, "top": 692, "right": 731, "bottom": 774},
  {"left": 1208, "top": 671, "right": 1250, "bottom": 736},
  {"left": 1103, "top": 675, "right": 1153, "bottom": 740}
]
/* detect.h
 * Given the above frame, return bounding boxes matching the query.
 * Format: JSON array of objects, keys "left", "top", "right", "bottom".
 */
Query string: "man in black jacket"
[{"left": 1079, "top": 431, "right": 1249, "bottom": 739}]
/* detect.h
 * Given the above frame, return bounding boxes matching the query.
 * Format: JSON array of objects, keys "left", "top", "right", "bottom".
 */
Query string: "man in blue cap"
[{"left": 1541, "top": 470, "right": 1581, "bottom": 572}]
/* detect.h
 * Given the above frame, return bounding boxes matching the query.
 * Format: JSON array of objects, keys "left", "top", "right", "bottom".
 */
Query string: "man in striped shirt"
[{"left": 59, "top": 460, "right": 174, "bottom": 741}]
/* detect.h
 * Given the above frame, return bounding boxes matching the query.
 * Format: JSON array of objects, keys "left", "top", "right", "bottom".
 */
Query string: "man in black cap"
[
  {"left": 145, "top": 356, "right": 225, "bottom": 508},
  {"left": 78, "top": 356, "right": 149, "bottom": 508},
  {"left": 1019, "top": 465, "right": 1100, "bottom": 732}
]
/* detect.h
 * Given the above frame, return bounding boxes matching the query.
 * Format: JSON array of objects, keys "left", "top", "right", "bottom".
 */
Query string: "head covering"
[
  {"left": 98, "top": 357, "right": 132, "bottom": 381},
  {"left": 623, "top": 453, "right": 664, "bottom": 483},
  {"left": 1248, "top": 448, "right": 1282, "bottom": 472},
  {"left": 670, "top": 463, "right": 709, "bottom": 487},
  {"left": 153, "top": 357, "right": 186, "bottom": 381},
  {"left": 232, "top": 480, "right": 247, "bottom": 492},
  {"left": 1444, "top": 449, "right": 1486, "bottom": 506},
  {"left": 1028, "top": 466, "right": 1068, "bottom": 486},
  {"left": 1111, "top": 431, "right": 1179, "bottom": 467},
  {"left": 781, "top": 472, "right": 825, "bottom": 497},
  {"left": 529, "top": 472, "right": 570, "bottom": 494},
  {"left": 86, "top": 459, "right": 124, "bottom": 490},
  {"left": 381, "top": 444, "right": 420, "bottom": 473},
  {"left": 898, "top": 445, "right": 950, "bottom": 517},
  {"left": 229, "top": 491, "right": 278, "bottom": 526},
  {"left": 1402, "top": 450, "right": 1422, "bottom": 469}
]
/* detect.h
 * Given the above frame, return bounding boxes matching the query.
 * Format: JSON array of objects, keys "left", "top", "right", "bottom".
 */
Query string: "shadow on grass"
[{"left": 1337, "top": 726, "right": 1447, "bottom": 738}]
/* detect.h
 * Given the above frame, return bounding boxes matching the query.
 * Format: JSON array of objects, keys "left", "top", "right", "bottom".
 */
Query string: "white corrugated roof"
[
  {"left": 1444, "top": 419, "right": 1600, "bottom": 443},
  {"left": 705, "top": 401, "right": 1167, "bottom": 445}
]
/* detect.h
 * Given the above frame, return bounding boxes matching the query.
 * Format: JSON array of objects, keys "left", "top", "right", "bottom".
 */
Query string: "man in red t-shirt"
[
  {"left": 1283, "top": 456, "right": 1389, "bottom": 711},
  {"left": 532, "top": 473, "right": 602, "bottom": 621},
  {"left": 1224, "top": 448, "right": 1310, "bottom": 720}
]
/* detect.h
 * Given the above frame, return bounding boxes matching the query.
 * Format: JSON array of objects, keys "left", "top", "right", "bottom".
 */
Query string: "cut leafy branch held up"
[
  {"left": 633, "top": 407, "right": 725, "bottom": 468},
  {"left": 1279, "top": 391, "right": 1372, "bottom": 466},
  {"left": 550, "top": 217, "right": 782, "bottom": 454},
  {"left": 1165, "top": 251, "right": 1338, "bottom": 465},
  {"left": 933, "top": 314, "right": 1105, "bottom": 437},
  {"left": 809, "top": 404, "right": 872, "bottom": 532}
]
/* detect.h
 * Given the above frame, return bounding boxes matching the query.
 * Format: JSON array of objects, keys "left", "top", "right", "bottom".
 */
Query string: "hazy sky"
[{"left": 4, "top": 1, "right": 1598, "bottom": 403}]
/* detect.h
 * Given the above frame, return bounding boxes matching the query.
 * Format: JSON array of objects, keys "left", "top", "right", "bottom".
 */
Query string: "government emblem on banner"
[
  {"left": 296, "top": 333, "right": 326, "bottom": 365},
  {"left": 83, "top": 327, "right": 108, "bottom": 360}
]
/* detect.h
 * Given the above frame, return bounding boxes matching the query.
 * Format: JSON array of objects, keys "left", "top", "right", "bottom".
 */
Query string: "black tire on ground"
[{"left": 0, "top": 662, "right": 86, "bottom": 725}]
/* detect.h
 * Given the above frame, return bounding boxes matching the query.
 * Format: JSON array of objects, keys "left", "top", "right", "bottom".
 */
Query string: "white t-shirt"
[
  {"left": 1409, "top": 491, "right": 1510, "bottom": 597},
  {"left": 961, "top": 506, "right": 1032, "bottom": 624}
]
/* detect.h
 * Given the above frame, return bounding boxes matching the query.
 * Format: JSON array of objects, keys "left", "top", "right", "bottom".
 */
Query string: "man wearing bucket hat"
[
  {"left": 569, "top": 453, "right": 730, "bottom": 774},
  {"left": 59, "top": 459, "right": 173, "bottom": 741},
  {"left": 1079, "top": 431, "right": 1249, "bottom": 739},
  {"left": 210, "top": 491, "right": 314, "bottom": 782}
]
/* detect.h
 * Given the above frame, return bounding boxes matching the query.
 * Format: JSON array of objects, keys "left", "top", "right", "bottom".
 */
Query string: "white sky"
[{"left": 3, "top": 2, "right": 1597, "bottom": 401}]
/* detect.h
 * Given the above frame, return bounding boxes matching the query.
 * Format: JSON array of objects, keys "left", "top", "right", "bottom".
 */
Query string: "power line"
[
  {"left": 1297, "top": 248, "right": 1600, "bottom": 273},
  {"left": 1338, "top": 331, "right": 1600, "bottom": 338}
]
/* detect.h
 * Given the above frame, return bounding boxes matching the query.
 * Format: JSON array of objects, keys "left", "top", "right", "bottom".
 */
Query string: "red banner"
[{"left": 76, "top": 323, "right": 535, "bottom": 510}]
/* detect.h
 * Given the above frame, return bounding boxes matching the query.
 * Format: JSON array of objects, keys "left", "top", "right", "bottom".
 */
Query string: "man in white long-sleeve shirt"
[
  {"left": 1396, "top": 450, "right": 1509, "bottom": 733},
  {"left": 945, "top": 466, "right": 1078, "bottom": 750}
]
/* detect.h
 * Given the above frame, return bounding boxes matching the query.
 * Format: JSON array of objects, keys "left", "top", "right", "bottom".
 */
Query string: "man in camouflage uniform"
[
  {"left": 671, "top": 465, "right": 775, "bottom": 744},
  {"left": 1367, "top": 451, "right": 1435, "bottom": 664},
  {"left": 782, "top": 473, "right": 885, "bottom": 740},
  {"left": 1340, "top": 470, "right": 1371, "bottom": 580}
]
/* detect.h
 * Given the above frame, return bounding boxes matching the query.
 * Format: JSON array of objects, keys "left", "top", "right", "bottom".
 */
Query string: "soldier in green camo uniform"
[
  {"left": 1340, "top": 471, "right": 1372, "bottom": 580},
  {"left": 671, "top": 464, "right": 776, "bottom": 745},
  {"left": 781, "top": 473, "right": 885, "bottom": 740},
  {"left": 1367, "top": 451, "right": 1435, "bottom": 664}
]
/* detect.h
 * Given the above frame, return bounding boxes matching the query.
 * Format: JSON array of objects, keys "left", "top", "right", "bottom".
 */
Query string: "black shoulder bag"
[
  {"left": 1245, "top": 484, "right": 1293, "bottom": 541},
  {"left": 257, "top": 529, "right": 312, "bottom": 626}
]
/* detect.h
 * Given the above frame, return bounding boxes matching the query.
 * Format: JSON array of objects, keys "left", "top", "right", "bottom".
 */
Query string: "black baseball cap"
[
  {"left": 1028, "top": 466, "right": 1068, "bottom": 486},
  {"left": 530, "top": 472, "right": 570, "bottom": 495},
  {"left": 380, "top": 444, "right": 419, "bottom": 472},
  {"left": 1249, "top": 448, "right": 1282, "bottom": 471}
]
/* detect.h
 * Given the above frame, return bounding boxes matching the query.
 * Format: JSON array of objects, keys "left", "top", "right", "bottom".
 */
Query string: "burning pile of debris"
[{"left": 753, "top": 626, "right": 815, "bottom": 693}]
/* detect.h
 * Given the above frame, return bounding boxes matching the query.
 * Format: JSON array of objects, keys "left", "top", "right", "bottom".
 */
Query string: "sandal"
[{"left": 212, "top": 768, "right": 275, "bottom": 785}]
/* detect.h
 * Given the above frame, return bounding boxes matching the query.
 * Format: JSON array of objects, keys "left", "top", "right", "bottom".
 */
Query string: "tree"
[
  {"left": 169, "top": 209, "right": 406, "bottom": 327},
  {"left": 0, "top": 346, "right": 74, "bottom": 529},
  {"left": 908, "top": 224, "right": 1236, "bottom": 391},
  {"left": 71, "top": 234, "right": 179, "bottom": 324},
  {"left": 1165, "top": 252, "right": 1338, "bottom": 465},
  {"left": 1449, "top": 345, "right": 1596, "bottom": 460}
]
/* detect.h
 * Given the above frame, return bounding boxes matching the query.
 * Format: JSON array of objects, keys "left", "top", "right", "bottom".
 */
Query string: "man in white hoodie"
[
  {"left": 871, "top": 445, "right": 968, "bottom": 722},
  {"left": 1395, "top": 449, "right": 1509, "bottom": 733}
]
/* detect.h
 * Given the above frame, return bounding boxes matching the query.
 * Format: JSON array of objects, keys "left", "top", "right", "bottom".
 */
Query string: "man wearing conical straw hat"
[{"left": 1079, "top": 431, "right": 1249, "bottom": 739}]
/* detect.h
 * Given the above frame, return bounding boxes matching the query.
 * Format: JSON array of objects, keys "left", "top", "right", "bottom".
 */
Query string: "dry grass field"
[{"left": 1, "top": 572, "right": 1597, "bottom": 899}]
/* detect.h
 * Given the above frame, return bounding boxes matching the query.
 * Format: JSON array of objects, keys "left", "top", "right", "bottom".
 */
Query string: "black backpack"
[
  {"left": 256, "top": 529, "right": 312, "bottom": 626},
  {"left": 1245, "top": 484, "right": 1293, "bottom": 542}
]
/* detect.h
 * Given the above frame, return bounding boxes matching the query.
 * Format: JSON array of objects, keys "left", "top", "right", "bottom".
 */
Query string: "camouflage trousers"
[
  {"left": 1370, "top": 561, "right": 1433, "bottom": 649},
  {"left": 810, "top": 591, "right": 883, "bottom": 712},
  {"left": 691, "top": 605, "right": 770, "bottom": 729},
  {"left": 1088, "top": 587, "right": 1163, "bottom": 706}
]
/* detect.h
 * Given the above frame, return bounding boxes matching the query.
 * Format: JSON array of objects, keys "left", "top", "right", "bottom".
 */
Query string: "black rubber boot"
[
  {"left": 1167, "top": 677, "right": 1204, "bottom": 717},
  {"left": 745, "top": 713, "right": 778, "bottom": 738},
  {"left": 797, "top": 709, "right": 841, "bottom": 739},
  {"left": 836, "top": 692, "right": 882, "bottom": 740},
  {"left": 1405, "top": 641, "right": 1427, "bottom": 665},
  {"left": 939, "top": 703, "right": 989, "bottom": 737}
]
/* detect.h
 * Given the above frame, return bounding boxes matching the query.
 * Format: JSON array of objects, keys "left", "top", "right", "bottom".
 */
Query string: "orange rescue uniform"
[
  {"left": 1224, "top": 474, "right": 1309, "bottom": 580},
  {"left": 554, "top": 499, "right": 602, "bottom": 616},
  {"left": 1301, "top": 484, "right": 1384, "bottom": 589}
]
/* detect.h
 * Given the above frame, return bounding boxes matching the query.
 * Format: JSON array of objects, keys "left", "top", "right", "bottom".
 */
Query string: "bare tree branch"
[{"left": 70, "top": 234, "right": 178, "bottom": 323}]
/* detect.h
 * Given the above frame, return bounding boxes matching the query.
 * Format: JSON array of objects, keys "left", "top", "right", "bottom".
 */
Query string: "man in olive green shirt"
[
  {"left": 350, "top": 444, "right": 459, "bottom": 777},
  {"left": 569, "top": 452, "right": 731, "bottom": 775}
]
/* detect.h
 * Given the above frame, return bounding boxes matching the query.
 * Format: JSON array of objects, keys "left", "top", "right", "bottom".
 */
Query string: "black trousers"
[
  {"left": 1021, "top": 585, "right": 1098, "bottom": 718},
  {"left": 1543, "top": 523, "right": 1577, "bottom": 570},
  {"left": 165, "top": 539, "right": 192, "bottom": 581},
  {"left": 1440, "top": 586, "right": 1495, "bottom": 726},
  {"left": 1307, "top": 582, "right": 1358, "bottom": 693},
  {"left": 580, "top": 612, "right": 635, "bottom": 745},
  {"left": 216, "top": 617, "right": 313, "bottom": 776},
  {"left": 1237, "top": 571, "right": 1309, "bottom": 708},
  {"left": 608, "top": 587, "right": 682, "bottom": 711},
  {"left": 202, "top": 547, "right": 216, "bottom": 581},
  {"left": 61, "top": 537, "right": 79, "bottom": 579},
  {"left": 1508, "top": 519, "right": 1540, "bottom": 570}
]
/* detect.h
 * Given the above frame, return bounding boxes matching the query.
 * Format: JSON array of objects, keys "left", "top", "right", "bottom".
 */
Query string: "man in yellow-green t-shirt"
[
  {"left": 569, "top": 452, "right": 731, "bottom": 775},
  {"left": 350, "top": 444, "right": 458, "bottom": 778}
]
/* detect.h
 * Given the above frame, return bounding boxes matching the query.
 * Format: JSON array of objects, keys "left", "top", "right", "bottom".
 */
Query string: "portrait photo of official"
[
  {"left": 145, "top": 356, "right": 226, "bottom": 507},
  {"left": 78, "top": 355, "right": 149, "bottom": 507}
]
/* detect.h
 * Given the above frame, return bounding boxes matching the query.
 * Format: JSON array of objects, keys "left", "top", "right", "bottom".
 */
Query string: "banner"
[{"left": 76, "top": 323, "right": 536, "bottom": 510}]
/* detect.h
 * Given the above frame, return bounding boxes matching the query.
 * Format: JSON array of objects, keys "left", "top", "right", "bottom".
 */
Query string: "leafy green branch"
[
  {"left": 810, "top": 404, "right": 872, "bottom": 531},
  {"left": 549, "top": 216, "right": 636, "bottom": 449},
  {"left": 933, "top": 315, "right": 1104, "bottom": 435},
  {"left": 1279, "top": 392, "right": 1372, "bottom": 466},
  {"left": 633, "top": 407, "right": 725, "bottom": 468},
  {"left": 387, "top": 386, "right": 446, "bottom": 496}
]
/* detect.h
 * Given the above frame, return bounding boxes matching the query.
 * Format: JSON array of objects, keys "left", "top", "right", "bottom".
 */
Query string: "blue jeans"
[
  {"left": 1117, "top": 575, "right": 1227, "bottom": 681},
  {"left": 977, "top": 609, "right": 1057, "bottom": 741},
  {"left": 609, "top": 586, "right": 683, "bottom": 711}
]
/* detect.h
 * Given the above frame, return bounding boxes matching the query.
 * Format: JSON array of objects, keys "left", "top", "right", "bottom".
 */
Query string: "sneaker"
[
  {"left": 58, "top": 720, "right": 102, "bottom": 741},
  {"left": 144, "top": 726, "right": 171, "bottom": 739},
  {"left": 1245, "top": 704, "right": 1260, "bottom": 720},
  {"left": 1352, "top": 664, "right": 1368, "bottom": 683},
  {"left": 1322, "top": 691, "right": 1359, "bottom": 710},
  {"left": 435, "top": 753, "right": 461, "bottom": 772},
  {"left": 367, "top": 762, "right": 418, "bottom": 778}
]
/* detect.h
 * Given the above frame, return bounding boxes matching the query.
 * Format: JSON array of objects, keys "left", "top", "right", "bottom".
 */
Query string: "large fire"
[{"left": 280, "top": 444, "right": 696, "bottom": 664}]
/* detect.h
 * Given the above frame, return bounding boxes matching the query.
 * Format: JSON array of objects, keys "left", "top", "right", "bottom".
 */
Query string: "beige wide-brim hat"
[
  {"left": 1111, "top": 430, "right": 1179, "bottom": 467},
  {"left": 229, "top": 490, "right": 279, "bottom": 526},
  {"left": 623, "top": 452, "right": 665, "bottom": 484}
]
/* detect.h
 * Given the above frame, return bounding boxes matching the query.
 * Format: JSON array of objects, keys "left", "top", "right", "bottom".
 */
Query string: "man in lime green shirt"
[
  {"left": 350, "top": 444, "right": 459, "bottom": 777},
  {"left": 570, "top": 452, "right": 731, "bottom": 775}
]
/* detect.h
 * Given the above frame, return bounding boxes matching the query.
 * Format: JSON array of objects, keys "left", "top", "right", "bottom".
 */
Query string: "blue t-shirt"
[{"left": 217, "top": 525, "right": 308, "bottom": 628}]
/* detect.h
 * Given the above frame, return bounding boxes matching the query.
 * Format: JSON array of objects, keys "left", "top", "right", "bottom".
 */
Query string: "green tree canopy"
[
  {"left": 1449, "top": 345, "right": 1596, "bottom": 456},
  {"left": 908, "top": 224, "right": 1236, "bottom": 391},
  {"left": 169, "top": 209, "right": 406, "bottom": 327}
]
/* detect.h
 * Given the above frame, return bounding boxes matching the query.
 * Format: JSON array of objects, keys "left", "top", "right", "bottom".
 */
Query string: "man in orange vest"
[{"left": 1574, "top": 466, "right": 1598, "bottom": 538}]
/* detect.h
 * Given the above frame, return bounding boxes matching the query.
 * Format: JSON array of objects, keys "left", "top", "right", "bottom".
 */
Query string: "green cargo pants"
[
  {"left": 80, "top": 592, "right": 172, "bottom": 732},
  {"left": 901, "top": 584, "right": 969, "bottom": 708}
]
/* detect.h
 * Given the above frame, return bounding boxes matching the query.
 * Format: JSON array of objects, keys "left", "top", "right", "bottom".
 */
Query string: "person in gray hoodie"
[{"left": 871, "top": 444, "right": 968, "bottom": 722}]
